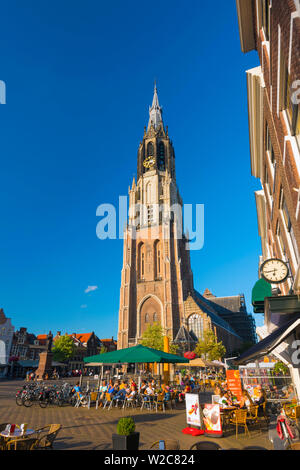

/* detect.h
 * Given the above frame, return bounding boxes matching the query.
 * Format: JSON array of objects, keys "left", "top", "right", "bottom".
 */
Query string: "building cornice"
[{"left": 236, "top": 0, "right": 256, "bottom": 53}]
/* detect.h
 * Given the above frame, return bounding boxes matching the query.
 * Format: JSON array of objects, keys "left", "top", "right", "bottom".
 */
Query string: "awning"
[
  {"left": 252, "top": 278, "right": 272, "bottom": 313},
  {"left": 234, "top": 316, "right": 300, "bottom": 365},
  {"left": 84, "top": 344, "right": 189, "bottom": 365}
]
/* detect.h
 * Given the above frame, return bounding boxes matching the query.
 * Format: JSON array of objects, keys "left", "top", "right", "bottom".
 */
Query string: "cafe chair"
[
  {"left": 6, "top": 438, "right": 39, "bottom": 450},
  {"left": 230, "top": 409, "right": 250, "bottom": 439},
  {"left": 155, "top": 394, "right": 166, "bottom": 413},
  {"left": 0, "top": 424, "right": 10, "bottom": 450},
  {"left": 189, "top": 441, "right": 223, "bottom": 450},
  {"left": 35, "top": 424, "right": 62, "bottom": 449},
  {"left": 246, "top": 405, "right": 261, "bottom": 433}
]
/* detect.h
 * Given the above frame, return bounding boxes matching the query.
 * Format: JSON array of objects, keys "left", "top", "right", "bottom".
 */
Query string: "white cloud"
[
  {"left": 80, "top": 304, "right": 87, "bottom": 309},
  {"left": 84, "top": 285, "right": 98, "bottom": 294}
]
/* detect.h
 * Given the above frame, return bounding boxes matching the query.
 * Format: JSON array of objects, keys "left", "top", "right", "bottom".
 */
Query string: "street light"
[{"left": 224, "top": 357, "right": 238, "bottom": 370}]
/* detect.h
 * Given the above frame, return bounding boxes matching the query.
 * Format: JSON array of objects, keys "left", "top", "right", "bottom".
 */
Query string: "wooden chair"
[
  {"left": 155, "top": 394, "right": 165, "bottom": 413},
  {"left": 35, "top": 424, "right": 62, "bottom": 449},
  {"left": 288, "top": 405, "right": 300, "bottom": 424},
  {"left": 230, "top": 409, "right": 250, "bottom": 439},
  {"left": 0, "top": 424, "right": 10, "bottom": 450},
  {"left": 6, "top": 438, "right": 39, "bottom": 450},
  {"left": 189, "top": 441, "right": 222, "bottom": 450},
  {"left": 150, "top": 439, "right": 180, "bottom": 450},
  {"left": 246, "top": 405, "right": 261, "bottom": 433}
]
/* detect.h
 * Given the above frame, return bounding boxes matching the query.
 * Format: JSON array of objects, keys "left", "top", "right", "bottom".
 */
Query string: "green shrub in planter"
[
  {"left": 112, "top": 418, "right": 139, "bottom": 450},
  {"left": 117, "top": 417, "right": 135, "bottom": 436}
]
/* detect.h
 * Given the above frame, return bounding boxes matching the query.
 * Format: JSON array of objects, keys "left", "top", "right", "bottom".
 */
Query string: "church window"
[
  {"left": 138, "top": 243, "right": 146, "bottom": 280},
  {"left": 145, "top": 313, "right": 149, "bottom": 323},
  {"left": 188, "top": 314, "right": 204, "bottom": 340},
  {"left": 147, "top": 142, "right": 154, "bottom": 157},
  {"left": 158, "top": 142, "right": 165, "bottom": 170},
  {"left": 154, "top": 240, "right": 162, "bottom": 278},
  {"left": 153, "top": 312, "right": 158, "bottom": 322}
]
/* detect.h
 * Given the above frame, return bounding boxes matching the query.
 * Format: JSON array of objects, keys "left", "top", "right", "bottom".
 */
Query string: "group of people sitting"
[
  {"left": 96, "top": 378, "right": 172, "bottom": 407},
  {"left": 214, "top": 383, "right": 267, "bottom": 416}
]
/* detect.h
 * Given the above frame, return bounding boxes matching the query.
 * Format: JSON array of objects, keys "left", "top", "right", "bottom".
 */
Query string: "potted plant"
[{"left": 112, "top": 417, "right": 140, "bottom": 450}]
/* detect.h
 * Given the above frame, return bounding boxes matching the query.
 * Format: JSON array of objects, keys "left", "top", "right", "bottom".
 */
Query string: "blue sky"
[{"left": 0, "top": 0, "right": 264, "bottom": 339}]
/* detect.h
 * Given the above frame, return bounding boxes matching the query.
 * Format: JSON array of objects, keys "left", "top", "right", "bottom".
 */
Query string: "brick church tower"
[{"left": 117, "top": 86, "right": 194, "bottom": 349}]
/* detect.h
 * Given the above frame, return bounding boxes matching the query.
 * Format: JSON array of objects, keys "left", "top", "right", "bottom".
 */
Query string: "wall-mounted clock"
[{"left": 260, "top": 258, "right": 289, "bottom": 284}]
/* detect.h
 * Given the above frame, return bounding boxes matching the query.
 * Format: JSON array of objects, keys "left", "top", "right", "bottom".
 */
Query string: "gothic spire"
[{"left": 147, "top": 83, "right": 163, "bottom": 131}]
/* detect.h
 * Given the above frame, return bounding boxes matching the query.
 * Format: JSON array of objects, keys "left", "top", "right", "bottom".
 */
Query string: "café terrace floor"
[{"left": 0, "top": 379, "right": 273, "bottom": 450}]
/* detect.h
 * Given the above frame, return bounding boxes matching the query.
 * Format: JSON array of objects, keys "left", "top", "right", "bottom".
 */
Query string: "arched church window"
[
  {"left": 145, "top": 313, "right": 149, "bottom": 323},
  {"left": 154, "top": 240, "right": 162, "bottom": 278},
  {"left": 147, "top": 142, "right": 154, "bottom": 157},
  {"left": 188, "top": 314, "right": 204, "bottom": 340},
  {"left": 138, "top": 243, "right": 146, "bottom": 280},
  {"left": 158, "top": 142, "right": 165, "bottom": 170},
  {"left": 153, "top": 312, "right": 158, "bottom": 322}
]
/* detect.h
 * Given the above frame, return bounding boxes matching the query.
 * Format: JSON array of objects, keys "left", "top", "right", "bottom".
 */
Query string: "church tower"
[{"left": 117, "top": 86, "right": 194, "bottom": 349}]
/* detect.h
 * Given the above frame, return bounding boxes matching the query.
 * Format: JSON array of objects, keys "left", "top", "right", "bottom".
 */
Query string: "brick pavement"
[{"left": 0, "top": 380, "right": 273, "bottom": 450}]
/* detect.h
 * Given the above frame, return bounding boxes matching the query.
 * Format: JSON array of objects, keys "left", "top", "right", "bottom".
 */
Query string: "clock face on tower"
[
  {"left": 260, "top": 258, "right": 289, "bottom": 284},
  {"left": 143, "top": 156, "right": 156, "bottom": 169}
]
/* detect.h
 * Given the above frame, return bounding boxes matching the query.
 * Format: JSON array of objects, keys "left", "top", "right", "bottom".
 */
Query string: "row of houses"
[{"left": 0, "top": 308, "right": 117, "bottom": 377}]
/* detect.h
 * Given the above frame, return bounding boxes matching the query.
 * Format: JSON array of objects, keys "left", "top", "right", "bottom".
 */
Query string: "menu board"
[
  {"left": 185, "top": 393, "right": 201, "bottom": 427},
  {"left": 226, "top": 370, "right": 242, "bottom": 400}
]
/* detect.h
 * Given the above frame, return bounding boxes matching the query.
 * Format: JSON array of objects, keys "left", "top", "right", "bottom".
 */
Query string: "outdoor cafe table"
[{"left": 1, "top": 429, "right": 35, "bottom": 439}]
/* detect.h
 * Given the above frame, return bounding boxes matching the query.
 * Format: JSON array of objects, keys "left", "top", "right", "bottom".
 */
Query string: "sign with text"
[
  {"left": 226, "top": 369, "right": 242, "bottom": 400},
  {"left": 185, "top": 393, "right": 201, "bottom": 427}
]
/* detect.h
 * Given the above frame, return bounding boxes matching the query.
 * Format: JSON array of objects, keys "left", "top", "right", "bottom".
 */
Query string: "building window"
[
  {"left": 188, "top": 314, "right": 204, "bottom": 340},
  {"left": 282, "top": 65, "right": 299, "bottom": 136},
  {"left": 260, "top": 0, "right": 270, "bottom": 41},
  {"left": 145, "top": 313, "right": 149, "bottom": 323},
  {"left": 138, "top": 243, "right": 146, "bottom": 280},
  {"left": 147, "top": 205, "right": 154, "bottom": 225},
  {"left": 158, "top": 142, "right": 165, "bottom": 170},
  {"left": 147, "top": 142, "right": 154, "bottom": 157},
  {"left": 153, "top": 312, "right": 158, "bottom": 322},
  {"left": 154, "top": 240, "right": 162, "bottom": 278}
]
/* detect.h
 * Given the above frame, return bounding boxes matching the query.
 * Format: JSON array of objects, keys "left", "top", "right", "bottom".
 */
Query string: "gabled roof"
[
  {"left": 69, "top": 333, "right": 93, "bottom": 344},
  {"left": 193, "top": 290, "right": 242, "bottom": 340}
]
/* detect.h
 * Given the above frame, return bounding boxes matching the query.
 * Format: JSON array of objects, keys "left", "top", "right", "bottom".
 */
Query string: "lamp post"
[{"left": 224, "top": 357, "right": 238, "bottom": 370}]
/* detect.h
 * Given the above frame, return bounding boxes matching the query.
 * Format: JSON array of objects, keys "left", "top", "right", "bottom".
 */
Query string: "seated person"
[
  {"left": 139, "top": 380, "right": 147, "bottom": 394},
  {"left": 218, "top": 392, "right": 230, "bottom": 409},
  {"left": 254, "top": 390, "right": 266, "bottom": 416},
  {"left": 119, "top": 380, "right": 127, "bottom": 390},
  {"left": 239, "top": 390, "right": 252, "bottom": 409},
  {"left": 284, "top": 385, "right": 296, "bottom": 402},
  {"left": 178, "top": 381, "right": 191, "bottom": 402},
  {"left": 111, "top": 387, "right": 127, "bottom": 404},
  {"left": 126, "top": 385, "right": 137, "bottom": 401}
]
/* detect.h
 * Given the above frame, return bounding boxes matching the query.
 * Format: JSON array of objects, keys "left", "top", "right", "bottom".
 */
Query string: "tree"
[
  {"left": 274, "top": 361, "right": 289, "bottom": 375},
  {"left": 100, "top": 345, "right": 107, "bottom": 354},
  {"left": 52, "top": 334, "right": 76, "bottom": 363},
  {"left": 140, "top": 322, "right": 178, "bottom": 354},
  {"left": 194, "top": 330, "right": 226, "bottom": 361}
]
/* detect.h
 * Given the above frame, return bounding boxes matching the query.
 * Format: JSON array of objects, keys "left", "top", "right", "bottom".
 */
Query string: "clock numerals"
[{"left": 260, "top": 258, "right": 289, "bottom": 284}]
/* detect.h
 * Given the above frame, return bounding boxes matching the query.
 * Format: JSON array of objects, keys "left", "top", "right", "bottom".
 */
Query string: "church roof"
[{"left": 193, "top": 290, "right": 242, "bottom": 339}]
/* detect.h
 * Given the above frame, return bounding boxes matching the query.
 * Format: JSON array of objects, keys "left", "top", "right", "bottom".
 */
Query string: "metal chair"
[
  {"left": 103, "top": 392, "right": 113, "bottom": 410},
  {"left": 189, "top": 441, "right": 223, "bottom": 450}
]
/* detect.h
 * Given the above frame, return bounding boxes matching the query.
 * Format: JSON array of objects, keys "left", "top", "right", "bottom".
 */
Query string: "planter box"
[{"left": 112, "top": 432, "right": 140, "bottom": 450}]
